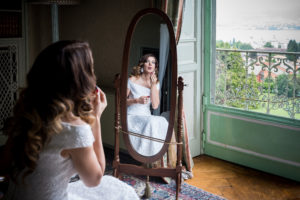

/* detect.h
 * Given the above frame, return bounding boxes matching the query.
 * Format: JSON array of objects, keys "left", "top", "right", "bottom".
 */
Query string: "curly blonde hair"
[
  {"left": 4, "top": 41, "right": 96, "bottom": 183},
  {"left": 130, "top": 54, "right": 159, "bottom": 83}
]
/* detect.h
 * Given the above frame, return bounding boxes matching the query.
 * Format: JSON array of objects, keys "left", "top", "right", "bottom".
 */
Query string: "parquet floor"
[{"left": 185, "top": 155, "right": 300, "bottom": 200}]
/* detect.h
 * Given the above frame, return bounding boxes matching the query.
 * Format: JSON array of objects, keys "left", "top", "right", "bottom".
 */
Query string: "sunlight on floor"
[{"left": 185, "top": 155, "right": 300, "bottom": 200}]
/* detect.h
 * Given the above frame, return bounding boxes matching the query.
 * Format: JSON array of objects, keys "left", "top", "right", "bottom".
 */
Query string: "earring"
[{"left": 140, "top": 67, "right": 144, "bottom": 73}]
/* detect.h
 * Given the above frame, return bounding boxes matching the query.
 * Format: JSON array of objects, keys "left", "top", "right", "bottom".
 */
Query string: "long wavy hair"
[
  {"left": 130, "top": 54, "right": 159, "bottom": 83},
  {"left": 4, "top": 40, "right": 96, "bottom": 182}
]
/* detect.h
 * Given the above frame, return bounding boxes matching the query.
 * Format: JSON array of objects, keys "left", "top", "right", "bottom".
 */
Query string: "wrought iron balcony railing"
[{"left": 214, "top": 48, "right": 300, "bottom": 120}]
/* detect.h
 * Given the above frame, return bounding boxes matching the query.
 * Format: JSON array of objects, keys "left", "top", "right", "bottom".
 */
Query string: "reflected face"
[{"left": 143, "top": 57, "right": 156, "bottom": 74}]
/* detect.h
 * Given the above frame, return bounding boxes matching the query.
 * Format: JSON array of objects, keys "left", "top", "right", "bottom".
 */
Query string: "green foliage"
[
  {"left": 216, "top": 40, "right": 231, "bottom": 49},
  {"left": 216, "top": 40, "right": 253, "bottom": 50},
  {"left": 275, "top": 74, "right": 293, "bottom": 97},
  {"left": 261, "top": 77, "right": 275, "bottom": 93},
  {"left": 233, "top": 41, "right": 253, "bottom": 50},
  {"left": 215, "top": 51, "right": 260, "bottom": 109},
  {"left": 215, "top": 65, "right": 226, "bottom": 105},
  {"left": 226, "top": 52, "right": 246, "bottom": 107},
  {"left": 225, "top": 52, "right": 244, "bottom": 72},
  {"left": 264, "top": 42, "right": 274, "bottom": 48},
  {"left": 215, "top": 40, "right": 300, "bottom": 117},
  {"left": 286, "top": 40, "right": 299, "bottom": 61}
]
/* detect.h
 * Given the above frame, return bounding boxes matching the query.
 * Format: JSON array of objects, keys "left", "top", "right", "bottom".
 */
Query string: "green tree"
[
  {"left": 286, "top": 40, "right": 298, "bottom": 61},
  {"left": 240, "top": 43, "right": 253, "bottom": 50},
  {"left": 262, "top": 78, "right": 275, "bottom": 93},
  {"left": 275, "top": 74, "right": 293, "bottom": 97},
  {"left": 264, "top": 42, "right": 274, "bottom": 48},
  {"left": 216, "top": 40, "right": 231, "bottom": 49},
  {"left": 215, "top": 64, "right": 226, "bottom": 105},
  {"left": 216, "top": 40, "right": 254, "bottom": 50},
  {"left": 233, "top": 41, "right": 253, "bottom": 50},
  {"left": 225, "top": 52, "right": 259, "bottom": 108}
]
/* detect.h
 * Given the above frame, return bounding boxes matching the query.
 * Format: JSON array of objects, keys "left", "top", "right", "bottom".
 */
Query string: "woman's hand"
[
  {"left": 150, "top": 72, "right": 157, "bottom": 86},
  {"left": 137, "top": 96, "right": 150, "bottom": 104},
  {"left": 92, "top": 87, "right": 107, "bottom": 119}
]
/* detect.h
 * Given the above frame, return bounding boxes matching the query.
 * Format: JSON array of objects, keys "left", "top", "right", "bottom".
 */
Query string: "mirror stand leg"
[
  {"left": 176, "top": 76, "right": 184, "bottom": 200},
  {"left": 141, "top": 163, "right": 151, "bottom": 198},
  {"left": 176, "top": 171, "right": 182, "bottom": 200},
  {"left": 113, "top": 165, "right": 119, "bottom": 178},
  {"left": 142, "top": 175, "right": 151, "bottom": 199}
]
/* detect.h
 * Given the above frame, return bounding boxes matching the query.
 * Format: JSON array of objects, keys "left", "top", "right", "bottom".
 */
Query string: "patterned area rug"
[
  {"left": 104, "top": 148, "right": 225, "bottom": 200},
  {"left": 119, "top": 173, "right": 225, "bottom": 200}
]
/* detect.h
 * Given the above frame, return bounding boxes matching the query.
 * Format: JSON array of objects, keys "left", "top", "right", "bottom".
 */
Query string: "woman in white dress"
[
  {"left": 1, "top": 40, "right": 138, "bottom": 200},
  {"left": 127, "top": 54, "right": 169, "bottom": 156}
]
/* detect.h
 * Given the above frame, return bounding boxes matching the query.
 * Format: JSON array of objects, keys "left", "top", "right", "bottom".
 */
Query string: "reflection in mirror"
[{"left": 126, "top": 14, "right": 172, "bottom": 156}]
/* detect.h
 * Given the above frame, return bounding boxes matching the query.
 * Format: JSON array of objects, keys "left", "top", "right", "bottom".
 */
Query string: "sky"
[{"left": 217, "top": 0, "right": 300, "bottom": 29}]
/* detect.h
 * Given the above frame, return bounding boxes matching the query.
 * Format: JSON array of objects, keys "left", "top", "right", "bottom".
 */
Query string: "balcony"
[{"left": 214, "top": 49, "right": 300, "bottom": 120}]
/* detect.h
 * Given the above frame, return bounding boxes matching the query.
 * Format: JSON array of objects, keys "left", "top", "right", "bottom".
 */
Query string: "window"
[{"left": 213, "top": 0, "right": 300, "bottom": 120}]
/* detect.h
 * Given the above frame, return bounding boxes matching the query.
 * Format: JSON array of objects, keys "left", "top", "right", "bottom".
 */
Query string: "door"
[{"left": 177, "top": 0, "right": 202, "bottom": 157}]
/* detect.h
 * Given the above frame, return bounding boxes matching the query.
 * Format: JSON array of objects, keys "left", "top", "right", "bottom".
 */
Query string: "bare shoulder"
[
  {"left": 62, "top": 116, "right": 88, "bottom": 126},
  {"left": 129, "top": 76, "right": 138, "bottom": 82},
  {"left": 72, "top": 118, "right": 88, "bottom": 126}
]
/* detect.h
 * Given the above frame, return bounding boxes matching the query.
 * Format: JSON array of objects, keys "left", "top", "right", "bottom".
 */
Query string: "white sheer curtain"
[
  {"left": 154, "top": 24, "right": 170, "bottom": 115},
  {"left": 158, "top": 24, "right": 170, "bottom": 87}
]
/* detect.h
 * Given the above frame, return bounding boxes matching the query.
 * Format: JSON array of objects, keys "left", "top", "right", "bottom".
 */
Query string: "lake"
[{"left": 216, "top": 29, "right": 300, "bottom": 49}]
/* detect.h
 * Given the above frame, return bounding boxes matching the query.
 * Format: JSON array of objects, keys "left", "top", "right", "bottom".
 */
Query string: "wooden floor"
[{"left": 185, "top": 155, "right": 300, "bottom": 200}]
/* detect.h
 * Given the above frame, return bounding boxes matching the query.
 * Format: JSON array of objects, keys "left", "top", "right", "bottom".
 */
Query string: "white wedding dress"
[
  {"left": 4, "top": 122, "right": 139, "bottom": 200},
  {"left": 127, "top": 79, "right": 169, "bottom": 156}
]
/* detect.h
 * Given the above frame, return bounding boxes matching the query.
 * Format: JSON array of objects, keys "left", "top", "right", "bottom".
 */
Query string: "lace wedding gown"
[
  {"left": 127, "top": 79, "right": 169, "bottom": 156},
  {"left": 4, "top": 122, "right": 139, "bottom": 200}
]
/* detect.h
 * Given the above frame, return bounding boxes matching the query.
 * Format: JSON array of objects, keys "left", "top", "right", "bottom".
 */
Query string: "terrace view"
[{"left": 215, "top": 0, "right": 300, "bottom": 120}]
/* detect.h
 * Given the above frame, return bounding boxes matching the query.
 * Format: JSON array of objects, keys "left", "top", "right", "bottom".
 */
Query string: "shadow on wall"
[{"left": 59, "top": 0, "right": 152, "bottom": 88}]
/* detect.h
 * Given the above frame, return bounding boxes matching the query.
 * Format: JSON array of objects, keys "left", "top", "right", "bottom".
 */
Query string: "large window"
[{"left": 213, "top": 0, "right": 300, "bottom": 120}]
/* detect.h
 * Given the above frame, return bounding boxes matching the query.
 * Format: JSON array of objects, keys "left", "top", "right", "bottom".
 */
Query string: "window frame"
[{"left": 203, "top": 0, "right": 300, "bottom": 128}]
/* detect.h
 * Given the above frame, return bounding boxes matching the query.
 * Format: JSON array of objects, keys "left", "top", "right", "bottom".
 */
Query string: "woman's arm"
[
  {"left": 90, "top": 116, "right": 106, "bottom": 175},
  {"left": 150, "top": 85, "right": 160, "bottom": 109},
  {"left": 65, "top": 145, "right": 103, "bottom": 187},
  {"left": 62, "top": 88, "right": 107, "bottom": 187},
  {"left": 126, "top": 88, "right": 137, "bottom": 106},
  {"left": 150, "top": 73, "right": 160, "bottom": 109},
  {"left": 127, "top": 88, "right": 149, "bottom": 106}
]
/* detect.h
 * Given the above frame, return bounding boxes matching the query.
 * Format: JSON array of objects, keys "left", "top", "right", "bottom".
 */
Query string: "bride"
[
  {"left": 127, "top": 54, "right": 168, "bottom": 156},
  {"left": 1, "top": 40, "right": 139, "bottom": 200}
]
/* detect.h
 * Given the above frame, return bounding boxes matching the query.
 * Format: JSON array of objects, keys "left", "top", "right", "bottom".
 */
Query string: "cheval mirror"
[{"left": 113, "top": 8, "right": 184, "bottom": 199}]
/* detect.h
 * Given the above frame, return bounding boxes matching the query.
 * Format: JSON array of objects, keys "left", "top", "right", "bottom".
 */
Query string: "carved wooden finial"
[
  {"left": 178, "top": 76, "right": 184, "bottom": 91},
  {"left": 114, "top": 73, "right": 121, "bottom": 88}
]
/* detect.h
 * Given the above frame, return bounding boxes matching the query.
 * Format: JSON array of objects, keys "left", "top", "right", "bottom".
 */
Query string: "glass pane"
[{"left": 215, "top": 0, "right": 300, "bottom": 120}]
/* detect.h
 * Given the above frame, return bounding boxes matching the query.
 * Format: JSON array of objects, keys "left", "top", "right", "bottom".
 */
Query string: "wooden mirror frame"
[
  {"left": 120, "top": 8, "right": 177, "bottom": 163},
  {"left": 113, "top": 8, "right": 184, "bottom": 199}
]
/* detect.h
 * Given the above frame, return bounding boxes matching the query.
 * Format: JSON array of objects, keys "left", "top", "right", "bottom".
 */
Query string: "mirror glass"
[{"left": 126, "top": 14, "right": 173, "bottom": 157}]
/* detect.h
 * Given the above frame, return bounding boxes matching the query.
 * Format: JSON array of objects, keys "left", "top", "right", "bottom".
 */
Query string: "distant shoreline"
[{"left": 216, "top": 29, "right": 300, "bottom": 49}]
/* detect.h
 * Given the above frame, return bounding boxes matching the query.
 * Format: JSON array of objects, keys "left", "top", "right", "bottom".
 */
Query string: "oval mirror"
[{"left": 120, "top": 8, "right": 177, "bottom": 163}]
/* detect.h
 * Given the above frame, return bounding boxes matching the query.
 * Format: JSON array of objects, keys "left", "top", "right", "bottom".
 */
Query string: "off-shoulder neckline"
[
  {"left": 128, "top": 79, "right": 160, "bottom": 90},
  {"left": 61, "top": 121, "right": 90, "bottom": 128}
]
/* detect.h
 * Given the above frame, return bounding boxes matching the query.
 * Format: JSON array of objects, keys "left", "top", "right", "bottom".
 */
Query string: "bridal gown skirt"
[
  {"left": 67, "top": 175, "right": 139, "bottom": 200},
  {"left": 127, "top": 114, "right": 168, "bottom": 156}
]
